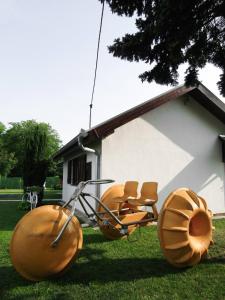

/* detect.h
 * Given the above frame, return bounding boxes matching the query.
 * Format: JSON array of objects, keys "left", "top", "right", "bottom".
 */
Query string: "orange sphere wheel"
[
  {"left": 97, "top": 184, "right": 125, "bottom": 213},
  {"left": 158, "top": 188, "right": 213, "bottom": 268},
  {"left": 97, "top": 184, "right": 139, "bottom": 240},
  {"left": 10, "top": 205, "right": 83, "bottom": 281}
]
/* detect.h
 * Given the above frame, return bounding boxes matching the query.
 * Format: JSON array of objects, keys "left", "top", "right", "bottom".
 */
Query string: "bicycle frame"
[
  {"left": 51, "top": 179, "right": 157, "bottom": 247},
  {"left": 22, "top": 190, "right": 38, "bottom": 210}
]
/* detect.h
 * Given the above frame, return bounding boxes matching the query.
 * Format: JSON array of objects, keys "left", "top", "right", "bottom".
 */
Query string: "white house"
[{"left": 54, "top": 84, "right": 225, "bottom": 215}]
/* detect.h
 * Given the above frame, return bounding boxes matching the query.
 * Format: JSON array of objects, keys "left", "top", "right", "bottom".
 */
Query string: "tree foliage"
[
  {"left": 0, "top": 122, "right": 17, "bottom": 176},
  {"left": 0, "top": 122, "right": 5, "bottom": 134},
  {"left": 100, "top": 0, "right": 225, "bottom": 96},
  {"left": 3, "top": 120, "right": 61, "bottom": 198}
]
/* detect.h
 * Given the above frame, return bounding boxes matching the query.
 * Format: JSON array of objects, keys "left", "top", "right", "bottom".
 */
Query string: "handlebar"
[
  {"left": 64, "top": 179, "right": 115, "bottom": 206},
  {"left": 52, "top": 178, "right": 114, "bottom": 247},
  {"left": 85, "top": 179, "right": 115, "bottom": 185},
  {"left": 73, "top": 179, "right": 114, "bottom": 197}
]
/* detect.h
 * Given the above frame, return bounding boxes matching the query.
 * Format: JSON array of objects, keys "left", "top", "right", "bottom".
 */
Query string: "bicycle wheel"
[
  {"left": 31, "top": 194, "right": 38, "bottom": 210},
  {"left": 22, "top": 193, "right": 30, "bottom": 203},
  {"left": 10, "top": 205, "right": 83, "bottom": 281},
  {"left": 97, "top": 184, "right": 139, "bottom": 240}
]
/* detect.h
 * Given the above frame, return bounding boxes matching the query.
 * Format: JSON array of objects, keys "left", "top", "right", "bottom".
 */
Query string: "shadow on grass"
[
  {"left": 83, "top": 233, "right": 111, "bottom": 244},
  {"left": 2, "top": 221, "right": 224, "bottom": 292},
  {"left": 204, "top": 256, "right": 225, "bottom": 264},
  {"left": 0, "top": 245, "right": 184, "bottom": 290},
  {"left": 0, "top": 257, "right": 182, "bottom": 290},
  {"left": 54, "top": 245, "right": 186, "bottom": 285},
  {"left": 1, "top": 244, "right": 225, "bottom": 292},
  {"left": 0, "top": 266, "right": 33, "bottom": 292}
]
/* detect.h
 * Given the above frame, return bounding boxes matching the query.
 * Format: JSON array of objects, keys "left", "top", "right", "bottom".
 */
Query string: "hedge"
[{"left": 0, "top": 176, "right": 61, "bottom": 189}]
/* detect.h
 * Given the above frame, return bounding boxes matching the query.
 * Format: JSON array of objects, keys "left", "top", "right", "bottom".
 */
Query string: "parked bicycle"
[{"left": 22, "top": 187, "right": 38, "bottom": 210}]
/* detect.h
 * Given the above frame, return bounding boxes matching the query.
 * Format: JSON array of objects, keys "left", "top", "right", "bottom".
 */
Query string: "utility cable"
[{"left": 89, "top": 0, "right": 105, "bottom": 129}]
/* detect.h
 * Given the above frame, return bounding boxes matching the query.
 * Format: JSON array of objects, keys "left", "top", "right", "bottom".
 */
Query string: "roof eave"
[{"left": 54, "top": 83, "right": 225, "bottom": 160}]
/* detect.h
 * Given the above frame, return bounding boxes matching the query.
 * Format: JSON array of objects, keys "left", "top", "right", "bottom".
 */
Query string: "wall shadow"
[
  {"left": 139, "top": 97, "right": 225, "bottom": 210},
  {"left": 156, "top": 158, "right": 224, "bottom": 208}
]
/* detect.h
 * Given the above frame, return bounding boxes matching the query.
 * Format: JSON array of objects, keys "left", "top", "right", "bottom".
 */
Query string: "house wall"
[
  {"left": 62, "top": 150, "right": 99, "bottom": 214},
  {"left": 101, "top": 96, "right": 225, "bottom": 214}
]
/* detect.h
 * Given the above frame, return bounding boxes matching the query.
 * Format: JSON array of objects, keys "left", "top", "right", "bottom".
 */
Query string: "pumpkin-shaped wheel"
[
  {"left": 158, "top": 188, "right": 213, "bottom": 268},
  {"left": 10, "top": 205, "right": 83, "bottom": 281},
  {"left": 97, "top": 184, "right": 138, "bottom": 240}
]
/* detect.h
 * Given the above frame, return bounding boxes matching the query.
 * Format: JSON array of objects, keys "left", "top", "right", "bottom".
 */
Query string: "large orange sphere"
[
  {"left": 97, "top": 184, "right": 139, "bottom": 240},
  {"left": 10, "top": 205, "right": 83, "bottom": 281}
]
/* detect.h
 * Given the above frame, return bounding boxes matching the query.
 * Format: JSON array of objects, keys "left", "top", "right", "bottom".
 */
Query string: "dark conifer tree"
[{"left": 100, "top": 0, "right": 225, "bottom": 96}]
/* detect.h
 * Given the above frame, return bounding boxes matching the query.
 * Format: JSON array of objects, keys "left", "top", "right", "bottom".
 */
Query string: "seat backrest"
[
  {"left": 140, "top": 182, "right": 158, "bottom": 202},
  {"left": 123, "top": 181, "right": 139, "bottom": 198}
]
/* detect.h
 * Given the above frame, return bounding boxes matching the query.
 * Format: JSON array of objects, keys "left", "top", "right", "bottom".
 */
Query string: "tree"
[
  {"left": 100, "top": 0, "right": 225, "bottom": 96},
  {"left": 0, "top": 122, "right": 5, "bottom": 134},
  {"left": 3, "top": 120, "right": 61, "bottom": 204},
  {"left": 0, "top": 122, "right": 17, "bottom": 176}
]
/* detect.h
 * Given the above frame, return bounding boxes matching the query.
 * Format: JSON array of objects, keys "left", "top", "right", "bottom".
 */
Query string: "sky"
[{"left": 0, "top": 0, "right": 224, "bottom": 145}]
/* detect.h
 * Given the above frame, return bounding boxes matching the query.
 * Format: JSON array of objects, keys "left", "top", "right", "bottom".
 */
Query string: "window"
[
  {"left": 85, "top": 162, "right": 92, "bottom": 181},
  {"left": 67, "top": 155, "right": 92, "bottom": 185},
  {"left": 219, "top": 135, "right": 225, "bottom": 163}
]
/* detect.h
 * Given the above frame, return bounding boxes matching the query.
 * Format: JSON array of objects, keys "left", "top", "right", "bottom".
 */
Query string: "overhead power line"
[{"left": 89, "top": 0, "right": 105, "bottom": 129}]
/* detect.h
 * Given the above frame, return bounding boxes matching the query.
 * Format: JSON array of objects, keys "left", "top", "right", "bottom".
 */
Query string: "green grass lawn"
[
  {"left": 0, "top": 189, "right": 62, "bottom": 200},
  {"left": 0, "top": 202, "right": 225, "bottom": 300}
]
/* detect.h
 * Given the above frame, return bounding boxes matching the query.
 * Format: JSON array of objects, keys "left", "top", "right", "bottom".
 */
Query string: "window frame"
[{"left": 67, "top": 154, "right": 92, "bottom": 185}]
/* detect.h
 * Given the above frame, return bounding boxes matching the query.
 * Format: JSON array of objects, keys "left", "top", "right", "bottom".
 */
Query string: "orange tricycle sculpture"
[{"left": 10, "top": 179, "right": 213, "bottom": 281}]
